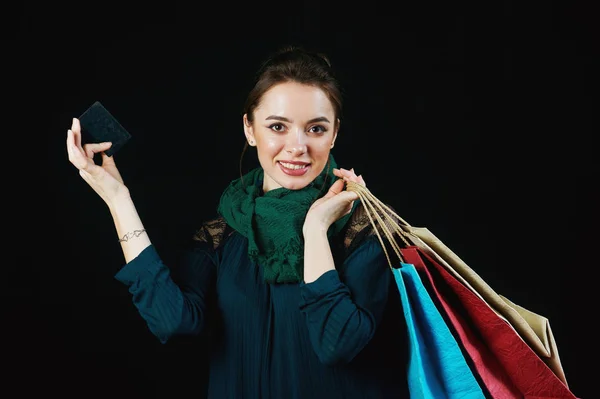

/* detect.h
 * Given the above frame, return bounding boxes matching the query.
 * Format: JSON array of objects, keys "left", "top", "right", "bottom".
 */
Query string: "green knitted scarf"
[{"left": 217, "top": 155, "right": 355, "bottom": 284}]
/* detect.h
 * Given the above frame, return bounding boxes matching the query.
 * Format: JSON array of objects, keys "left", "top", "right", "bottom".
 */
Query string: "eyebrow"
[{"left": 265, "top": 115, "right": 331, "bottom": 124}]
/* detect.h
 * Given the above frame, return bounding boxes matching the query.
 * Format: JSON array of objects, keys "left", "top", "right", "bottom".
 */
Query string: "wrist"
[
  {"left": 107, "top": 191, "right": 133, "bottom": 213},
  {"left": 303, "top": 220, "right": 330, "bottom": 238}
]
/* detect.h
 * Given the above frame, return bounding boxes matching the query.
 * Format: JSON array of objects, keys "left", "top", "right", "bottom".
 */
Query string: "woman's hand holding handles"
[{"left": 303, "top": 167, "right": 366, "bottom": 234}]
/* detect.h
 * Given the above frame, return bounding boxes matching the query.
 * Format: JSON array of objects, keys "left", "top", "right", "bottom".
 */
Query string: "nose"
[{"left": 285, "top": 129, "right": 307, "bottom": 156}]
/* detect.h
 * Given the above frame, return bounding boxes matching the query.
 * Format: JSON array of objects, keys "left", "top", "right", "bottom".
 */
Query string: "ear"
[
  {"left": 331, "top": 118, "right": 340, "bottom": 148},
  {"left": 243, "top": 114, "right": 256, "bottom": 146}
]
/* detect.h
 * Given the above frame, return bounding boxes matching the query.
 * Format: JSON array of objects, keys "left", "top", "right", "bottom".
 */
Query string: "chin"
[
  {"left": 263, "top": 162, "right": 324, "bottom": 192},
  {"left": 280, "top": 178, "right": 312, "bottom": 191}
]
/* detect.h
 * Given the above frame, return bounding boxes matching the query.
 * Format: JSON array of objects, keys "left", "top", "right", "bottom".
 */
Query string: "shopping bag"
[
  {"left": 407, "top": 246, "right": 576, "bottom": 398},
  {"left": 345, "top": 182, "right": 576, "bottom": 398},
  {"left": 400, "top": 246, "right": 521, "bottom": 398},
  {"left": 403, "top": 226, "right": 568, "bottom": 386},
  {"left": 392, "top": 261, "right": 486, "bottom": 398},
  {"left": 347, "top": 181, "right": 568, "bottom": 386}
]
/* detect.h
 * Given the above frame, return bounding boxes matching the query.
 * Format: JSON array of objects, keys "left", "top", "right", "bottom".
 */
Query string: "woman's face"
[{"left": 244, "top": 81, "right": 338, "bottom": 192}]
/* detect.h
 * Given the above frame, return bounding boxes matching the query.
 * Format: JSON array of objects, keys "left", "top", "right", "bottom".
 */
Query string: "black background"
[{"left": 5, "top": 1, "right": 597, "bottom": 398}]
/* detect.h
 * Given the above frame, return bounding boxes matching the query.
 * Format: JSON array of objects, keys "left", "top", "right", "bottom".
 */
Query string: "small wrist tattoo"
[{"left": 118, "top": 229, "right": 146, "bottom": 243}]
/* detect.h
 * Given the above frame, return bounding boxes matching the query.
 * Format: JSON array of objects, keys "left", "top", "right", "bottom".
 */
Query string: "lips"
[{"left": 278, "top": 161, "right": 310, "bottom": 176}]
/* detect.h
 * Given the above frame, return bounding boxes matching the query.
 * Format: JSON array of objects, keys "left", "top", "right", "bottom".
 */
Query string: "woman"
[{"left": 66, "top": 46, "right": 408, "bottom": 398}]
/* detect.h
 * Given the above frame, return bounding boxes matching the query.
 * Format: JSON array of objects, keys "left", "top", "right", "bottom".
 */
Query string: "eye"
[
  {"left": 309, "top": 125, "right": 327, "bottom": 134},
  {"left": 268, "top": 123, "right": 286, "bottom": 132}
]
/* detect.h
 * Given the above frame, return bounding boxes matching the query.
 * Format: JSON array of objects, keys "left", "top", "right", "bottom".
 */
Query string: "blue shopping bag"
[{"left": 392, "top": 262, "right": 485, "bottom": 399}]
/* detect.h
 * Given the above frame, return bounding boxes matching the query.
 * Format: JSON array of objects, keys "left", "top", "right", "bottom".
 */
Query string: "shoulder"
[
  {"left": 192, "top": 215, "right": 235, "bottom": 250},
  {"left": 340, "top": 202, "right": 377, "bottom": 258},
  {"left": 340, "top": 201, "right": 399, "bottom": 258}
]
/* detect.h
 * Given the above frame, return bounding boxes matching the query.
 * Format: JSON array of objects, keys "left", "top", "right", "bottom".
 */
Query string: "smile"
[{"left": 278, "top": 161, "right": 310, "bottom": 176}]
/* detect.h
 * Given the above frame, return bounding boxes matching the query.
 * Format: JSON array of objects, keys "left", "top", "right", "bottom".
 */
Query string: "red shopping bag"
[
  {"left": 401, "top": 246, "right": 521, "bottom": 398},
  {"left": 402, "top": 246, "right": 576, "bottom": 398},
  {"left": 402, "top": 226, "right": 569, "bottom": 386},
  {"left": 344, "top": 181, "right": 577, "bottom": 399}
]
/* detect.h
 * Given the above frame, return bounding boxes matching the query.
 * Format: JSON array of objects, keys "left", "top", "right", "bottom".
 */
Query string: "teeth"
[{"left": 280, "top": 162, "right": 307, "bottom": 170}]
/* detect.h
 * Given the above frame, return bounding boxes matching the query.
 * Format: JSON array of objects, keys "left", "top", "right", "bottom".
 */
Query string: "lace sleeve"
[
  {"left": 342, "top": 202, "right": 400, "bottom": 259},
  {"left": 192, "top": 216, "right": 232, "bottom": 250},
  {"left": 342, "top": 202, "right": 377, "bottom": 256}
]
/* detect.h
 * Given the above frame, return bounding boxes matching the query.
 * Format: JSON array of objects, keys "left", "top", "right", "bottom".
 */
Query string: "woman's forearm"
[
  {"left": 108, "top": 193, "right": 152, "bottom": 263},
  {"left": 303, "top": 224, "right": 335, "bottom": 283},
  {"left": 301, "top": 227, "right": 386, "bottom": 366}
]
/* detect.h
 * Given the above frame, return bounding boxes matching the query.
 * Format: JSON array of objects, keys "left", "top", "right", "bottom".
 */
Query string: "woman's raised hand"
[
  {"left": 66, "top": 117, "right": 130, "bottom": 205},
  {"left": 303, "top": 167, "right": 366, "bottom": 233}
]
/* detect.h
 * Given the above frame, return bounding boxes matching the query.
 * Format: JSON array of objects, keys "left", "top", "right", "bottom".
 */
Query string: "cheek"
[
  {"left": 257, "top": 136, "right": 284, "bottom": 157},
  {"left": 263, "top": 138, "right": 281, "bottom": 150},
  {"left": 312, "top": 140, "right": 332, "bottom": 155}
]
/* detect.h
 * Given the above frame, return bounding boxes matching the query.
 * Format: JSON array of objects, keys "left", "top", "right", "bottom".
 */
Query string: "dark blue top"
[{"left": 114, "top": 225, "right": 409, "bottom": 398}]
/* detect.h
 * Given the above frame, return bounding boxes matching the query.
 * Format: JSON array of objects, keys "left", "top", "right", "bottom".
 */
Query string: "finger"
[
  {"left": 84, "top": 142, "right": 112, "bottom": 159},
  {"left": 100, "top": 151, "right": 117, "bottom": 166},
  {"left": 66, "top": 130, "right": 74, "bottom": 157},
  {"left": 340, "top": 169, "right": 360, "bottom": 185},
  {"left": 335, "top": 167, "right": 365, "bottom": 187},
  {"left": 71, "top": 120, "right": 83, "bottom": 149},
  {"left": 335, "top": 190, "right": 359, "bottom": 203},
  {"left": 69, "top": 138, "right": 94, "bottom": 171},
  {"left": 337, "top": 168, "right": 349, "bottom": 181},
  {"left": 347, "top": 171, "right": 364, "bottom": 185},
  {"left": 71, "top": 117, "right": 81, "bottom": 133},
  {"left": 339, "top": 167, "right": 357, "bottom": 179},
  {"left": 67, "top": 130, "right": 84, "bottom": 166},
  {"left": 333, "top": 168, "right": 349, "bottom": 181},
  {"left": 358, "top": 175, "right": 366, "bottom": 187},
  {"left": 71, "top": 118, "right": 81, "bottom": 144},
  {"left": 73, "top": 151, "right": 91, "bottom": 171},
  {"left": 323, "top": 179, "right": 345, "bottom": 199}
]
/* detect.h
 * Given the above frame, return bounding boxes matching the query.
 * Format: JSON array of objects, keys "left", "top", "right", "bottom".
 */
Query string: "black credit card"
[{"left": 78, "top": 101, "right": 131, "bottom": 157}]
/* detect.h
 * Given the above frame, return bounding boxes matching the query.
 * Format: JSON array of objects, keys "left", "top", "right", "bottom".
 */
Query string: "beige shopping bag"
[{"left": 346, "top": 182, "right": 569, "bottom": 387}]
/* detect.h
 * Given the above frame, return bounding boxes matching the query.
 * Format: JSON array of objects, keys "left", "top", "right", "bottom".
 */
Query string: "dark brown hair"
[{"left": 239, "top": 45, "right": 343, "bottom": 183}]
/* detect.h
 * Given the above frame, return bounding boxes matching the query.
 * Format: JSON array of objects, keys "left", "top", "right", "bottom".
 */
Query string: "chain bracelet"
[{"left": 118, "top": 229, "right": 147, "bottom": 243}]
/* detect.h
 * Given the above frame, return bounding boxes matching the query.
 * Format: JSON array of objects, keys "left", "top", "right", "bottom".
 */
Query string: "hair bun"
[
  {"left": 273, "top": 45, "right": 332, "bottom": 68},
  {"left": 315, "top": 52, "right": 332, "bottom": 67}
]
